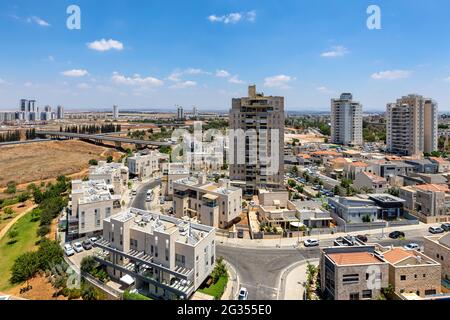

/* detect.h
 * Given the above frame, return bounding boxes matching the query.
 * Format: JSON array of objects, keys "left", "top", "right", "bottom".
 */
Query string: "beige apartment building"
[
  {"left": 172, "top": 175, "right": 242, "bottom": 229},
  {"left": 127, "top": 150, "right": 168, "bottom": 180},
  {"left": 386, "top": 95, "right": 438, "bottom": 156},
  {"left": 229, "top": 85, "right": 285, "bottom": 197},
  {"left": 424, "top": 233, "right": 450, "bottom": 281},
  {"left": 354, "top": 171, "right": 388, "bottom": 193},
  {"left": 93, "top": 208, "right": 216, "bottom": 300},
  {"left": 399, "top": 184, "right": 450, "bottom": 223},
  {"left": 331, "top": 93, "right": 363, "bottom": 146},
  {"left": 162, "top": 163, "right": 191, "bottom": 199},
  {"left": 89, "top": 161, "right": 129, "bottom": 195},
  {"left": 320, "top": 246, "right": 389, "bottom": 300},
  {"left": 382, "top": 247, "right": 441, "bottom": 298},
  {"left": 68, "top": 180, "right": 122, "bottom": 239}
]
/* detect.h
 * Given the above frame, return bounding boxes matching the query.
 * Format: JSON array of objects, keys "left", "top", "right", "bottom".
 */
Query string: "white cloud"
[
  {"left": 168, "top": 68, "right": 209, "bottom": 82},
  {"left": 61, "top": 69, "right": 89, "bottom": 77},
  {"left": 29, "top": 16, "right": 50, "bottom": 27},
  {"left": 371, "top": 70, "right": 412, "bottom": 80},
  {"left": 111, "top": 72, "right": 164, "bottom": 87},
  {"left": 264, "top": 75, "right": 295, "bottom": 89},
  {"left": 87, "top": 39, "right": 124, "bottom": 52},
  {"left": 321, "top": 46, "right": 349, "bottom": 58},
  {"left": 229, "top": 75, "right": 245, "bottom": 84},
  {"left": 208, "top": 11, "right": 256, "bottom": 24},
  {"left": 216, "top": 70, "right": 231, "bottom": 78},
  {"left": 170, "top": 81, "right": 197, "bottom": 89}
]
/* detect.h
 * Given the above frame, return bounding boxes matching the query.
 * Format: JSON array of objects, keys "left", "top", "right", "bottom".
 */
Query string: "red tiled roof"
[{"left": 328, "top": 252, "right": 382, "bottom": 266}]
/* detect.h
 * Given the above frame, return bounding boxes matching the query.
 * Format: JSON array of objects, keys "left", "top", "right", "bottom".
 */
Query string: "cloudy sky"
[{"left": 1, "top": 0, "right": 450, "bottom": 112}]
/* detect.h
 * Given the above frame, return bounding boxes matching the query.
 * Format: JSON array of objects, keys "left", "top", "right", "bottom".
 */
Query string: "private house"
[
  {"left": 354, "top": 172, "right": 388, "bottom": 193},
  {"left": 89, "top": 161, "right": 129, "bottom": 195}
]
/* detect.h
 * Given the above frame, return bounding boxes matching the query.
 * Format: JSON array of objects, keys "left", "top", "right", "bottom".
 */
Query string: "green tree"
[
  {"left": 6, "top": 181, "right": 17, "bottom": 194},
  {"left": 88, "top": 159, "right": 98, "bottom": 166},
  {"left": 106, "top": 156, "right": 114, "bottom": 163}
]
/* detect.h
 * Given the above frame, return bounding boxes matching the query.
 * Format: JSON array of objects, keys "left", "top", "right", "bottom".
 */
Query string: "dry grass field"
[{"left": 0, "top": 140, "right": 123, "bottom": 188}]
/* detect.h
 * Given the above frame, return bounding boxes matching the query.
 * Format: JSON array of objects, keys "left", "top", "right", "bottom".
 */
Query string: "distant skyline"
[{"left": 1, "top": 0, "right": 450, "bottom": 111}]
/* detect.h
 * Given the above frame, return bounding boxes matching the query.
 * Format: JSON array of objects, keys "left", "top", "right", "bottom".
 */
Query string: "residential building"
[
  {"left": 93, "top": 208, "right": 216, "bottom": 300},
  {"left": 57, "top": 105, "right": 64, "bottom": 119},
  {"left": 257, "top": 189, "right": 299, "bottom": 230},
  {"left": 330, "top": 93, "right": 363, "bottom": 146},
  {"left": 89, "top": 161, "right": 129, "bottom": 195},
  {"left": 163, "top": 163, "right": 191, "bottom": 199},
  {"left": 229, "top": 85, "right": 285, "bottom": 197},
  {"left": 328, "top": 194, "right": 405, "bottom": 224},
  {"left": 382, "top": 247, "right": 441, "bottom": 298},
  {"left": 173, "top": 175, "right": 242, "bottom": 229},
  {"left": 354, "top": 171, "right": 388, "bottom": 193},
  {"left": 344, "top": 161, "right": 370, "bottom": 180},
  {"left": 429, "top": 157, "right": 450, "bottom": 173},
  {"left": 386, "top": 94, "right": 438, "bottom": 156},
  {"left": 68, "top": 180, "right": 122, "bottom": 239},
  {"left": 320, "top": 246, "right": 389, "bottom": 300},
  {"left": 177, "top": 106, "right": 185, "bottom": 120},
  {"left": 424, "top": 233, "right": 450, "bottom": 281},
  {"left": 399, "top": 184, "right": 450, "bottom": 223},
  {"left": 128, "top": 151, "right": 167, "bottom": 180},
  {"left": 113, "top": 105, "right": 119, "bottom": 120},
  {"left": 404, "top": 159, "right": 438, "bottom": 174}
]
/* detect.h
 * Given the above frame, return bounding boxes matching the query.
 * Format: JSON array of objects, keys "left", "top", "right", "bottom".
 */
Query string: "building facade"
[
  {"left": 386, "top": 95, "right": 438, "bottom": 156},
  {"left": 229, "top": 85, "right": 285, "bottom": 197},
  {"left": 330, "top": 93, "right": 363, "bottom": 146},
  {"left": 173, "top": 175, "right": 242, "bottom": 229},
  {"left": 93, "top": 208, "right": 216, "bottom": 300}
]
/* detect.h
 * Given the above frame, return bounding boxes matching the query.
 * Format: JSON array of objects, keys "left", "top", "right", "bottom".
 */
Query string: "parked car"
[
  {"left": 82, "top": 240, "right": 93, "bottom": 250},
  {"left": 238, "top": 229, "right": 244, "bottom": 239},
  {"left": 356, "top": 235, "right": 368, "bottom": 243},
  {"left": 303, "top": 239, "right": 320, "bottom": 247},
  {"left": 441, "top": 223, "right": 450, "bottom": 232},
  {"left": 64, "top": 244, "right": 75, "bottom": 257},
  {"left": 429, "top": 226, "right": 445, "bottom": 234},
  {"left": 389, "top": 231, "right": 405, "bottom": 239},
  {"left": 404, "top": 243, "right": 420, "bottom": 251},
  {"left": 89, "top": 237, "right": 98, "bottom": 244},
  {"left": 73, "top": 242, "right": 84, "bottom": 253},
  {"left": 238, "top": 288, "right": 248, "bottom": 301}
]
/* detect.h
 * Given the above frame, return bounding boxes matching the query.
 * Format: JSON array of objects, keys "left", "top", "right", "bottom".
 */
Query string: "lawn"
[
  {"left": 198, "top": 275, "right": 228, "bottom": 300},
  {"left": 0, "top": 210, "right": 40, "bottom": 291}
]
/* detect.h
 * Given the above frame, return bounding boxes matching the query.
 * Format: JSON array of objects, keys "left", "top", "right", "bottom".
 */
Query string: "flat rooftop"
[{"left": 108, "top": 208, "right": 215, "bottom": 246}]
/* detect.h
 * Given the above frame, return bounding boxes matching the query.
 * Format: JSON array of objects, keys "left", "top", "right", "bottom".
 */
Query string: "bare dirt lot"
[{"left": 0, "top": 140, "right": 123, "bottom": 188}]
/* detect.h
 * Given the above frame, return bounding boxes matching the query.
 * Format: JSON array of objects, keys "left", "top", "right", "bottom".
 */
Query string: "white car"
[
  {"left": 304, "top": 239, "right": 320, "bottom": 247},
  {"left": 238, "top": 288, "right": 248, "bottom": 300},
  {"left": 404, "top": 243, "right": 420, "bottom": 251},
  {"left": 89, "top": 237, "right": 98, "bottom": 244},
  {"left": 73, "top": 242, "right": 84, "bottom": 253},
  {"left": 429, "top": 226, "right": 445, "bottom": 234},
  {"left": 64, "top": 244, "right": 75, "bottom": 256}
]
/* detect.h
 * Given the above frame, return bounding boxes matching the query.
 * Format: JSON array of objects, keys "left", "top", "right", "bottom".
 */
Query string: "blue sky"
[{"left": 1, "top": 0, "right": 450, "bottom": 111}]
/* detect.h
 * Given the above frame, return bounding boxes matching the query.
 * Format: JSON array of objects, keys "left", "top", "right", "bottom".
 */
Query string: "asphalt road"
[
  {"left": 217, "top": 231, "right": 427, "bottom": 300},
  {"left": 131, "top": 178, "right": 161, "bottom": 210}
]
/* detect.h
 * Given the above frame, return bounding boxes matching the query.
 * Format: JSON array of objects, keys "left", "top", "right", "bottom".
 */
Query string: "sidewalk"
[
  {"left": 278, "top": 259, "right": 319, "bottom": 300},
  {"left": 222, "top": 260, "right": 240, "bottom": 300},
  {"left": 217, "top": 223, "right": 430, "bottom": 249}
]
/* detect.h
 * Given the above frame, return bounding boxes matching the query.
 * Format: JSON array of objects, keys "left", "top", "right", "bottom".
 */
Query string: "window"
[
  {"left": 401, "top": 275, "right": 406, "bottom": 281},
  {"left": 105, "top": 207, "right": 111, "bottom": 218},
  {"left": 349, "top": 293, "right": 359, "bottom": 300},
  {"left": 425, "top": 289, "right": 437, "bottom": 296},
  {"left": 362, "top": 290, "right": 372, "bottom": 299},
  {"left": 343, "top": 274, "right": 359, "bottom": 284},
  {"left": 95, "top": 209, "right": 100, "bottom": 227}
]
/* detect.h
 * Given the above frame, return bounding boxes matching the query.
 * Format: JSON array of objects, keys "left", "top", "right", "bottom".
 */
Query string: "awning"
[
  {"left": 290, "top": 221, "right": 305, "bottom": 228},
  {"left": 120, "top": 274, "right": 135, "bottom": 286}
]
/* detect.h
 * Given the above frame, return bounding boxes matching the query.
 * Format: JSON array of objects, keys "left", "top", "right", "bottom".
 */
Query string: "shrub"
[
  {"left": 17, "top": 192, "right": 30, "bottom": 203},
  {"left": 37, "top": 225, "right": 51, "bottom": 237},
  {"left": 10, "top": 252, "right": 40, "bottom": 284},
  {"left": 6, "top": 181, "right": 17, "bottom": 194},
  {"left": 8, "top": 228, "right": 19, "bottom": 239},
  {"left": 4, "top": 207, "right": 15, "bottom": 216},
  {"left": 106, "top": 156, "right": 114, "bottom": 163},
  {"left": 81, "top": 256, "right": 98, "bottom": 274},
  {"left": 88, "top": 159, "right": 98, "bottom": 166},
  {"left": 68, "top": 289, "right": 82, "bottom": 300}
]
